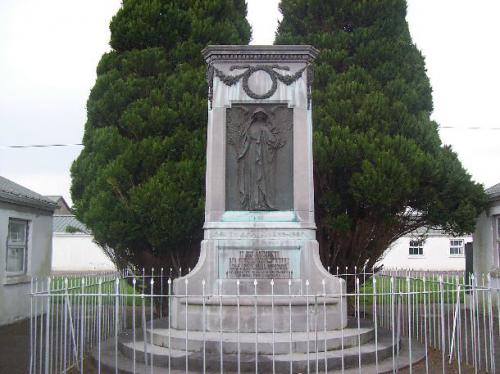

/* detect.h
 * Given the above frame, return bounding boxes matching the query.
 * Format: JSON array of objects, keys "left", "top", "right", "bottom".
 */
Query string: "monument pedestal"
[{"left": 172, "top": 224, "right": 346, "bottom": 333}]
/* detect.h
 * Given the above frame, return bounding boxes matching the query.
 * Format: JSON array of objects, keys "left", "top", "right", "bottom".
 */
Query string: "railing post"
[
  {"left": 141, "top": 278, "right": 148, "bottom": 368},
  {"left": 470, "top": 274, "right": 478, "bottom": 372},
  {"left": 306, "top": 279, "right": 310, "bottom": 374},
  {"left": 390, "top": 276, "right": 395, "bottom": 374},
  {"left": 439, "top": 276, "right": 446, "bottom": 374},
  {"left": 160, "top": 268, "right": 164, "bottom": 319},
  {"left": 422, "top": 276, "right": 429, "bottom": 374},
  {"left": 373, "top": 275, "right": 379, "bottom": 373},
  {"left": 219, "top": 278, "right": 224, "bottom": 374},
  {"left": 322, "top": 278, "right": 328, "bottom": 374},
  {"left": 481, "top": 274, "right": 488, "bottom": 371},
  {"left": 168, "top": 277, "right": 172, "bottom": 374},
  {"left": 114, "top": 277, "right": 120, "bottom": 374},
  {"left": 44, "top": 277, "right": 51, "bottom": 374},
  {"left": 356, "top": 277, "right": 362, "bottom": 373},
  {"left": 460, "top": 274, "right": 468, "bottom": 366},
  {"left": 407, "top": 277, "right": 412, "bottom": 374},
  {"left": 63, "top": 278, "right": 68, "bottom": 372},
  {"left": 271, "top": 279, "right": 276, "bottom": 374},
  {"left": 487, "top": 274, "right": 496, "bottom": 373},
  {"left": 184, "top": 277, "right": 188, "bottom": 374},
  {"left": 202, "top": 279, "right": 207, "bottom": 374},
  {"left": 151, "top": 276, "right": 155, "bottom": 374},
  {"left": 29, "top": 277, "right": 34, "bottom": 374},
  {"left": 97, "top": 278, "right": 102, "bottom": 374},
  {"left": 254, "top": 278, "right": 259, "bottom": 374},
  {"left": 288, "top": 279, "right": 293, "bottom": 374},
  {"left": 473, "top": 274, "right": 480, "bottom": 372},
  {"left": 80, "top": 277, "right": 86, "bottom": 374},
  {"left": 132, "top": 277, "right": 136, "bottom": 374}
]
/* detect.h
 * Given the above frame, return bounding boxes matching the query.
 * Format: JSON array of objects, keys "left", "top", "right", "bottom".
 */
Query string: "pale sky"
[{"left": 0, "top": 0, "right": 499, "bottom": 205}]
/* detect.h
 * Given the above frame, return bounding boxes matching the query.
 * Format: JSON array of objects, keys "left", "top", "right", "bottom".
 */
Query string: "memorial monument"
[
  {"left": 171, "top": 45, "right": 346, "bottom": 324},
  {"left": 101, "top": 46, "right": 422, "bottom": 373}
]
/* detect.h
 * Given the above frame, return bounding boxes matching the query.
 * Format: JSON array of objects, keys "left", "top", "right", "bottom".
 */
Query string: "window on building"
[
  {"left": 409, "top": 240, "right": 424, "bottom": 256},
  {"left": 449, "top": 239, "right": 464, "bottom": 256},
  {"left": 6, "top": 219, "right": 29, "bottom": 275}
]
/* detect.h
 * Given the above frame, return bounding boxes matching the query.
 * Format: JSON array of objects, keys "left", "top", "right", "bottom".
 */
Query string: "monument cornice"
[
  {"left": 203, "top": 45, "right": 318, "bottom": 109},
  {"left": 202, "top": 45, "right": 320, "bottom": 64}
]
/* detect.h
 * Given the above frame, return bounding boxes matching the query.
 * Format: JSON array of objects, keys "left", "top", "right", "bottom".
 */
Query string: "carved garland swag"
[{"left": 206, "top": 64, "right": 313, "bottom": 109}]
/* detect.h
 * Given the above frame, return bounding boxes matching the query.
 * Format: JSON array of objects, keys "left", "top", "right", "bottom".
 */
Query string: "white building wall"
[
  {"left": 51, "top": 234, "right": 116, "bottom": 273},
  {"left": 378, "top": 234, "right": 471, "bottom": 271},
  {"left": 473, "top": 199, "right": 500, "bottom": 275},
  {"left": 472, "top": 198, "right": 500, "bottom": 311},
  {"left": 0, "top": 202, "right": 53, "bottom": 325}
]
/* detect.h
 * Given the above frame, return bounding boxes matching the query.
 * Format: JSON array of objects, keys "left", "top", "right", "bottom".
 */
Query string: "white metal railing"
[{"left": 29, "top": 268, "right": 499, "bottom": 373}]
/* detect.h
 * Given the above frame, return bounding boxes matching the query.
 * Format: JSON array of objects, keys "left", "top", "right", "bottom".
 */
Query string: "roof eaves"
[
  {"left": 0, "top": 190, "right": 58, "bottom": 212},
  {"left": 486, "top": 183, "right": 500, "bottom": 200},
  {"left": 485, "top": 183, "right": 500, "bottom": 199}
]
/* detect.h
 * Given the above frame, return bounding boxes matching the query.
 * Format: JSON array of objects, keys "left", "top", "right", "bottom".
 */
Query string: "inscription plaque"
[
  {"left": 225, "top": 104, "right": 293, "bottom": 211},
  {"left": 219, "top": 247, "right": 300, "bottom": 279}
]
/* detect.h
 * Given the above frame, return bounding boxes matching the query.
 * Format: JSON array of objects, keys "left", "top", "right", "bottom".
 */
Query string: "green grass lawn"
[
  {"left": 357, "top": 274, "right": 469, "bottom": 305},
  {"left": 48, "top": 275, "right": 138, "bottom": 306}
]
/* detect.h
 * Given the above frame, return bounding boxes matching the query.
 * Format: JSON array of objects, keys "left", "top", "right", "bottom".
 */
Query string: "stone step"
[
  {"left": 96, "top": 336, "right": 425, "bottom": 374},
  {"left": 116, "top": 329, "right": 399, "bottom": 372},
  {"left": 171, "top": 296, "right": 346, "bottom": 332},
  {"left": 147, "top": 324, "right": 375, "bottom": 354}
]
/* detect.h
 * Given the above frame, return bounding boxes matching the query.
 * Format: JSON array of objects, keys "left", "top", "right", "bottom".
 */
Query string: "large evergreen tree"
[
  {"left": 71, "top": 0, "right": 251, "bottom": 272},
  {"left": 275, "top": 0, "right": 486, "bottom": 273}
]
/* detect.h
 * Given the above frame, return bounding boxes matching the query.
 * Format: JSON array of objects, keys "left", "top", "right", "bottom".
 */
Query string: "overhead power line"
[
  {"left": 0, "top": 143, "right": 83, "bottom": 149},
  {"left": 0, "top": 125, "right": 499, "bottom": 150},
  {"left": 439, "top": 126, "right": 500, "bottom": 130}
]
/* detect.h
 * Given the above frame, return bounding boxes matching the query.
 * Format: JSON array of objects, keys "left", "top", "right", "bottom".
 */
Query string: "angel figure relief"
[{"left": 227, "top": 105, "right": 292, "bottom": 211}]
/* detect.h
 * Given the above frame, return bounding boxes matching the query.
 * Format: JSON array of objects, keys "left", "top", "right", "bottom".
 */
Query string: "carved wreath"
[{"left": 210, "top": 64, "right": 307, "bottom": 101}]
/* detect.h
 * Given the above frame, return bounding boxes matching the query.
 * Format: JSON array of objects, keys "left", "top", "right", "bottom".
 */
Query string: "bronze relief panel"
[{"left": 225, "top": 104, "right": 293, "bottom": 211}]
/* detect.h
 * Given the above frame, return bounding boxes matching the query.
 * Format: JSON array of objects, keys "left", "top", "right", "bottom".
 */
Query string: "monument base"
[
  {"left": 171, "top": 215, "right": 347, "bottom": 333},
  {"left": 171, "top": 295, "right": 343, "bottom": 332}
]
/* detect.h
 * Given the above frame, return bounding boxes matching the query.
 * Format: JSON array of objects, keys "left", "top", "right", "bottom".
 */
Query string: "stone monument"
[{"left": 172, "top": 45, "right": 346, "bottom": 326}]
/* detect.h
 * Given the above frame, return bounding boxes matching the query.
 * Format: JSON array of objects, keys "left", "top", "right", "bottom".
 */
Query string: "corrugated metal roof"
[
  {"left": 53, "top": 215, "right": 90, "bottom": 234},
  {"left": 0, "top": 176, "right": 57, "bottom": 212},
  {"left": 486, "top": 182, "right": 500, "bottom": 199}
]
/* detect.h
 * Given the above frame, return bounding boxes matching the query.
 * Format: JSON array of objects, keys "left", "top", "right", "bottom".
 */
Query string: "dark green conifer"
[
  {"left": 71, "top": 0, "right": 251, "bottom": 271},
  {"left": 276, "top": 0, "right": 486, "bottom": 272}
]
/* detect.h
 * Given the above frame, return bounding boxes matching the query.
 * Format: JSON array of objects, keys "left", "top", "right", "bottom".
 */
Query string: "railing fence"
[{"left": 30, "top": 268, "right": 499, "bottom": 373}]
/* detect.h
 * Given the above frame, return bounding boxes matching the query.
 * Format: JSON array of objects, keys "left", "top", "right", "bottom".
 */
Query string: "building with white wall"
[
  {"left": 378, "top": 228, "right": 471, "bottom": 271},
  {"left": 0, "top": 176, "right": 56, "bottom": 325},
  {"left": 49, "top": 196, "right": 116, "bottom": 273},
  {"left": 473, "top": 182, "right": 500, "bottom": 295}
]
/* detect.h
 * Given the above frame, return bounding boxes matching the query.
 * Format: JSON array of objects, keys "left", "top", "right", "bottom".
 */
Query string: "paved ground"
[
  {"left": 68, "top": 348, "right": 482, "bottom": 374},
  {"left": 1, "top": 313, "right": 495, "bottom": 374},
  {"left": 0, "top": 318, "right": 30, "bottom": 374}
]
